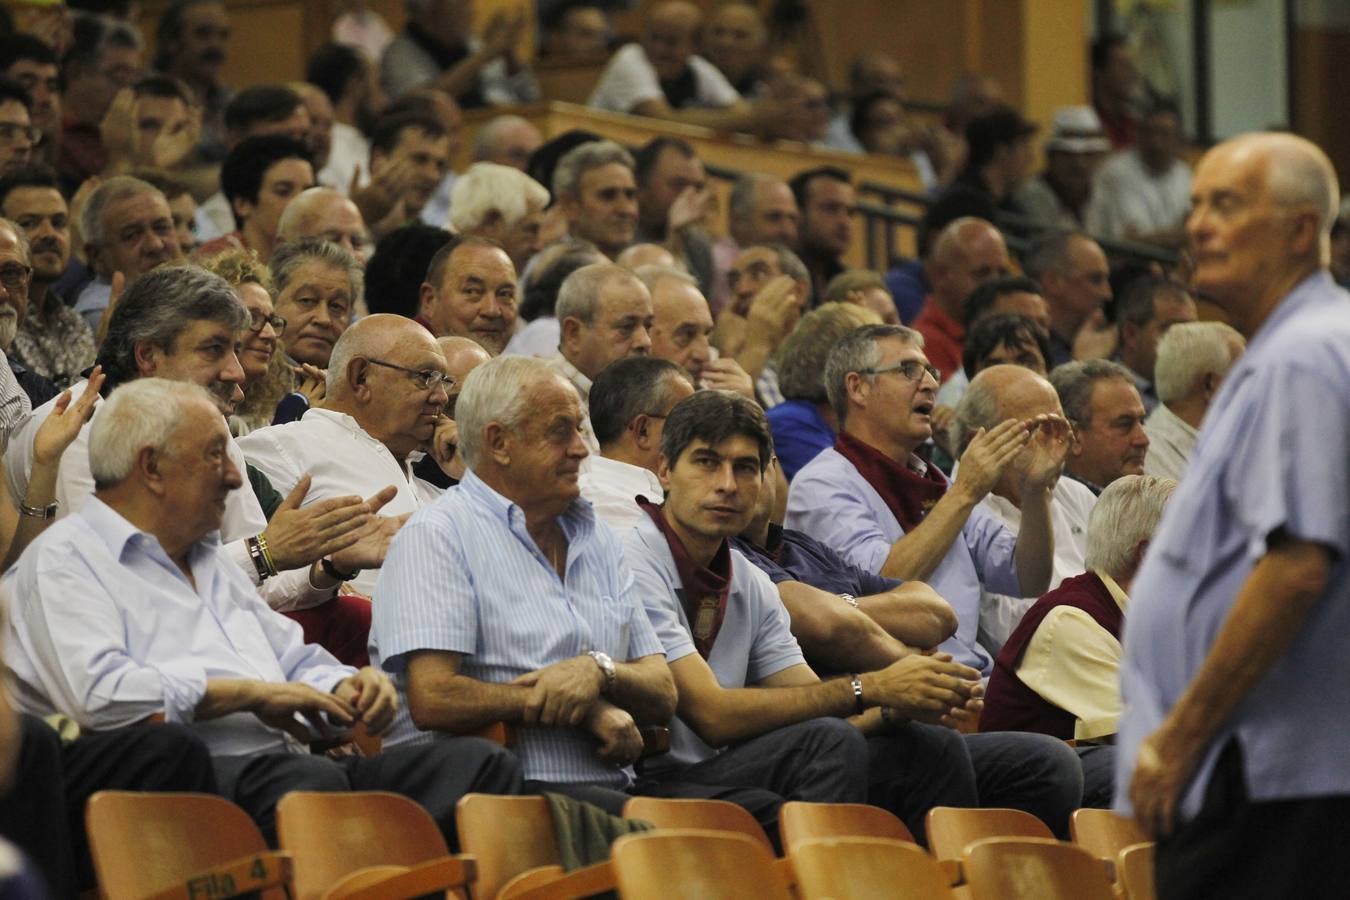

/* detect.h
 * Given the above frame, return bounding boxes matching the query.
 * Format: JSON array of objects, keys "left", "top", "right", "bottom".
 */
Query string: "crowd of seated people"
[{"left": 0, "top": 1, "right": 1341, "bottom": 897}]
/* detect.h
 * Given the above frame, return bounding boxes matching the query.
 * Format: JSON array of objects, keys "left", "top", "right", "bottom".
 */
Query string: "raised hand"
[
  {"left": 149, "top": 102, "right": 201, "bottom": 170},
  {"left": 1017, "top": 413, "right": 1072, "bottom": 491},
  {"left": 33, "top": 367, "right": 104, "bottom": 467},
  {"left": 293, "top": 363, "right": 327, "bottom": 406},
  {"left": 951, "top": 418, "right": 1032, "bottom": 503},
  {"left": 744, "top": 275, "right": 804, "bottom": 343},
  {"left": 700, "top": 358, "right": 756, "bottom": 400},
  {"left": 260, "top": 475, "right": 374, "bottom": 571},
  {"left": 666, "top": 183, "right": 713, "bottom": 234}
]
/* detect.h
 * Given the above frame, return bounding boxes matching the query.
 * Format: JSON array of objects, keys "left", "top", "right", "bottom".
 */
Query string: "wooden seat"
[
  {"left": 455, "top": 793, "right": 617, "bottom": 900},
  {"left": 1070, "top": 808, "right": 1150, "bottom": 863},
  {"left": 610, "top": 829, "right": 792, "bottom": 900},
  {"left": 963, "top": 837, "right": 1116, "bottom": 900},
  {"left": 275, "top": 791, "right": 476, "bottom": 899},
  {"left": 925, "top": 806, "right": 1054, "bottom": 862},
  {"left": 621, "top": 796, "right": 774, "bottom": 851},
  {"left": 792, "top": 837, "right": 955, "bottom": 899},
  {"left": 777, "top": 800, "right": 916, "bottom": 852},
  {"left": 85, "top": 791, "right": 291, "bottom": 900},
  {"left": 1117, "top": 842, "right": 1157, "bottom": 900}
]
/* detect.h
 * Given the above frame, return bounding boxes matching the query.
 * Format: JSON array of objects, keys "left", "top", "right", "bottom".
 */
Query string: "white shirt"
[
  {"left": 588, "top": 43, "right": 740, "bottom": 114},
  {"left": 577, "top": 454, "right": 663, "bottom": 532},
  {"left": 503, "top": 317, "right": 560, "bottom": 358},
  {"left": 238, "top": 409, "right": 441, "bottom": 598},
  {"left": 544, "top": 353, "right": 600, "bottom": 454},
  {"left": 319, "top": 122, "right": 372, "bottom": 194},
  {"left": 1086, "top": 150, "right": 1191, "bottom": 242},
  {"left": 974, "top": 477, "right": 1098, "bottom": 655},
  {"left": 1142, "top": 402, "right": 1197, "bottom": 482},
  {"left": 194, "top": 191, "right": 236, "bottom": 244},
  {"left": 3, "top": 383, "right": 331, "bottom": 611},
  {"left": 4, "top": 497, "right": 356, "bottom": 756},
  {"left": 0, "top": 349, "right": 30, "bottom": 456}
]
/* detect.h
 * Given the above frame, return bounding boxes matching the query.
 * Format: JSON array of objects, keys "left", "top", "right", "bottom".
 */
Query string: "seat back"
[
  {"left": 611, "top": 829, "right": 790, "bottom": 900},
  {"left": 276, "top": 791, "right": 450, "bottom": 900},
  {"left": 456, "top": 794, "right": 562, "bottom": 900},
  {"left": 621, "top": 796, "right": 773, "bottom": 851},
  {"left": 86, "top": 791, "right": 285, "bottom": 899},
  {"left": 1070, "top": 808, "right": 1150, "bottom": 861},
  {"left": 1117, "top": 842, "right": 1157, "bottom": 900},
  {"left": 925, "top": 806, "right": 1054, "bottom": 861},
  {"left": 778, "top": 801, "right": 915, "bottom": 853},
  {"left": 792, "top": 837, "right": 954, "bottom": 899},
  {"left": 964, "top": 837, "right": 1116, "bottom": 900}
]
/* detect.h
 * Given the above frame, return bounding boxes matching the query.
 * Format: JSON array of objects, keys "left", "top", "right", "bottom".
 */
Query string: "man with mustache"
[
  {"left": 0, "top": 218, "right": 58, "bottom": 409},
  {"left": 154, "top": 0, "right": 233, "bottom": 160},
  {"left": 0, "top": 165, "right": 96, "bottom": 388},
  {"left": 4, "top": 266, "right": 397, "bottom": 618},
  {"left": 239, "top": 314, "right": 451, "bottom": 598},
  {"left": 1050, "top": 359, "right": 1150, "bottom": 496}
]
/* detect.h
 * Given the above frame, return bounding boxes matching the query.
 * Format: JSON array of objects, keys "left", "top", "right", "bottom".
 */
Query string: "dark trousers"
[
  {"left": 1076, "top": 744, "right": 1115, "bottom": 809},
  {"left": 530, "top": 718, "right": 869, "bottom": 852},
  {"left": 1156, "top": 741, "right": 1350, "bottom": 900},
  {"left": 867, "top": 724, "right": 1084, "bottom": 843},
  {"left": 213, "top": 736, "right": 522, "bottom": 851},
  {"left": 0, "top": 716, "right": 217, "bottom": 899}
]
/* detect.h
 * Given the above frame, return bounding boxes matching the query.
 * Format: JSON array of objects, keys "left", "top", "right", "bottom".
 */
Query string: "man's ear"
[
  {"left": 656, "top": 454, "right": 672, "bottom": 491},
  {"left": 132, "top": 340, "right": 161, "bottom": 377},
  {"left": 484, "top": 421, "right": 511, "bottom": 465},
  {"left": 418, "top": 282, "right": 437, "bottom": 319},
  {"left": 1119, "top": 319, "right": 1140, "bottom": 352},
  {"left": 559, "top": 315, "right": 583, "bottom": 350},
  {"left": 630, "top": 413, "right": 653, "bottom": 449},
  {"left": 230, "top": 194, "right": 255, "bottom": 227},
  {"left": 137, "top": 445, "right": 166, "bottom": 495},
  {"left": 347, "top": 357, "right": 371, "bottom": 398},
  {"left": 844, "top": 370, "right": 869, "bottom": 411}
]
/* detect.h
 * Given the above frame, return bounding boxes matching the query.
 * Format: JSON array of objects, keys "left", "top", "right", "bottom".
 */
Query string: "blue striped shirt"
[{"left": 370, "top": 469, "right": 665, "bottom": 787}]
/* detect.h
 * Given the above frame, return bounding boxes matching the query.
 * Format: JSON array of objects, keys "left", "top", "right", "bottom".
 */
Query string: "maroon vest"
[{"left": 980, "top": 572, "right": 1124, "bottom": 739}]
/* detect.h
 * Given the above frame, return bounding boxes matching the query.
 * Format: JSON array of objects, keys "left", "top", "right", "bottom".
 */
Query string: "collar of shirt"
[
  {"left": 1094, "top": 568, "right": 1129, "bottom": 614},
  {"left": 581, "top": 453, "right": 663, "bottom": 500},
  {"left": 307, "top": 408, "right": 418, "bottom": 482},
  {"left": 459, "top": 467, "right": 597, "bottom": 558},
  {"left": 548, "top": 352, "right": 592, "bottom": 398},
  {"left": 82, "top": 494, "right": 221, "bottom": 571},
  {"left": 1243, "top": 270, "right": 1334, "bottom": 356},
  {"left": 1149, "top": 402, "right": 1198, "bottom": 441}
]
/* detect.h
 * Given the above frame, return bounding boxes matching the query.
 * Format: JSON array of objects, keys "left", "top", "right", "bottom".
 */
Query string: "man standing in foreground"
[{"left": 1118, "top": 132, "right": 1350, "bottom": 897}]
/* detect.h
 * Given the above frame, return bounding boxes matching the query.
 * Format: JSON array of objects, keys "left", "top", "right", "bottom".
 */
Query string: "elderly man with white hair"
[
  {"left": 0, "top": 217, "right": 57, "bottom": 423},
  {"left": 275, "top": 187, "right": 372, "bottom": 263},
  {"left": 239, "top": 314, "right": 452, "bottom": 597},
  {"left": 4, "top": 377, "right": 523, "bottom": 847},
  {"left": 448, "top": 162, "right": 548, "bottom": 272},
  {"left": 1143, "top": 321, "right": 1245, "bottom": 481},
  {"left": 981, "top": 474, "right": 1176, "bottom": 806}
]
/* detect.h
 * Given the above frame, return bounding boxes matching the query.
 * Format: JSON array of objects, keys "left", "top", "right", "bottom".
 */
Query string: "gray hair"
[
  {"left": 1049, "top": 358, "right": 1133, "bottom": 429},
  {"left": 95, "top": 265, "right": 250, "bottom": 393},
  {"left": 1154, "top": 321, "right": 1245, "bottom": 404},
  {"left": 1084, "top": 474, "right": 1176, "bottom": 578},
  {"left": 823, "top": 323, "right": 923, "bottom": 425},
  {"left": 449, "top": 162, "right": 549, "bottom": 234},
  {"left": 89, "top": 379, "right": 218, "bottom": 489},
  {"left": 1022, "top": 230, "right": 1085, "bottom": 281},
  {"left": 728, "top": 173, "right": 781, "bottom": 223},
  {"left": 0, "top": 217, "right": 31, "bottom": 266},
  {"left": 80, "top": 176, "right": 163, "bottom": 248},
  {"left": 822, "top": 268, "right": 886, "bottom": 304},
  {"left": 633, "top": 263, "right": 696, "bottom": 295},
  {"left": 271, "top": 237, "right": 365, "bottom": 312},
  {"left": 555, "top": 263, "right": 642, "bottom": 326},
  {"left": 1262, "top": 137, "right": 1339, "bottom": 239},
  {"left": 552, "top": 140, "right": 634, "bottom": 200},
  {"left": 777, "top": 302, "right": 880, "bottom": 403},
  {"left": 950, "top": 372, "right": 1003, "bottom": 455},
  {"left": 456, "top": 355, "right": 561, "bottom": 469}
]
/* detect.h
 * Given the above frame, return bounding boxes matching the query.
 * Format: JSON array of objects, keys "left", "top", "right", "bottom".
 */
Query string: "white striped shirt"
[{"left": 370, "top": 469, "right": 664, "bottom": 787}]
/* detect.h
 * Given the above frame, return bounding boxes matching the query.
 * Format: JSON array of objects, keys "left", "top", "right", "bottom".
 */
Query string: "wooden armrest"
[
  {"left": 145, "top": 851, "right": 292, "bottom": 900},
  {"left": 351, "top": 720, "right": 383, "bottom": 757},
  {"left": 324, "top": 856, "right": 477, "bottom": 900},
  {"left": 476, "top": 721, "right": 516, "bottom": 746},
  {"left": 937, "top": 858, "right": 963, "bottom": 887},
  {"left": 638, "top": 726, "right": 670, "bottom": 758},
  {"left": 770, "top": 856, "right": 795, "bottom": 893},
  {"left": 499, "top": 861, "right": 616, "bottom": 900}
]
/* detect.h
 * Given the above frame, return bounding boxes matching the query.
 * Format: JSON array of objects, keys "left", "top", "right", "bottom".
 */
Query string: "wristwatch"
[
  {"left": 18, "top": 499, "right": 57, "bottom": 519},
  {"left": 320, "top": 557, "right": 360, "bottom": 583},
  {"left": 588, "top": 650, "right": 616, "bottom": 693}
]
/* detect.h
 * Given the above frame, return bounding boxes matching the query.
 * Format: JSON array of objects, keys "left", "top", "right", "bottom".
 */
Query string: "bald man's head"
[
  {"left": 276, "top": 186, "right": 370, "bottom": 261},
  {"left": 929, "top": 217, "right": 1011, "bottom": 316},
  {"left": 643, "top": 1, "right": 702, "bottom": 81},
  {"left": 327, "top": 313, "right": 440, "bottom": 395}
]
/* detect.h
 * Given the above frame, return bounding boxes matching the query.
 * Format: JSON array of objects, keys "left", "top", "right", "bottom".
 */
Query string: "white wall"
[{"left": 1210, "top": 0, "right": 1289, "bottom": 138}]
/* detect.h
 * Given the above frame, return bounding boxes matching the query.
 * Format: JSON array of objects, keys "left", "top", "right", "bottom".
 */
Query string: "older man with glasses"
[
  {"left": 786, "top": 324, "right": 1070, "bottom": 679},
  {"left": 239, "top": 313, "right": 453, "bottom": 598}
]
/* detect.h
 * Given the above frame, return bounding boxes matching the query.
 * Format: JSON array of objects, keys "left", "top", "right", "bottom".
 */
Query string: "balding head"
[
  {"left": 929, "top": 217, "right": 1011, "bottom": 317},
  {"left": 276, "top": 186, "right": 369, "bottom": 262},
  {"left": 1189, "top": 132, "right": 1340, "bottom": 332},
  {"left": 327, "top": 313, "right": 439, "bottom": 395},
  {"left": 615, "top": 242, "right": 676, "bottom": 270},
  {"left": 472, "top": 115, "right": 544, "bottom": 170},
  {"left": 643, "top": 1, "right": 702, "bottom": 81},
  {"left": 438, "top": 335, "right": 492, "bottom": 379}
]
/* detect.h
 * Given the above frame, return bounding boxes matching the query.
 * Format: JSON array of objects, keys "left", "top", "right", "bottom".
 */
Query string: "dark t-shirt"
[{"left": 732, "top": 524, "right": 898, "bottom": 597}]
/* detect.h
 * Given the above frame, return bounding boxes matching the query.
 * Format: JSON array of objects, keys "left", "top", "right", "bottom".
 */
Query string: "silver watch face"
[{"left": 590, "top": 650, "right": 615, "bottom": 679}]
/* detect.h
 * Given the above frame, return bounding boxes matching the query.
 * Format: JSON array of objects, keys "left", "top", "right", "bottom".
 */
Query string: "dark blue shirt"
[
  {"left": 884, "top": 259, "right": 930, "bottom": 325},
  {"left": 766, "top": 399, "right": 834, "bottom": 482},
  {"left": 732, "top": 524, "right": 899, "bottom": 597}
]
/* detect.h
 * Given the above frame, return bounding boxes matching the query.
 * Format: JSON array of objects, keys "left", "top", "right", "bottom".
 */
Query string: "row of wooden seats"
[{"left": 85, "top": 791, "right": 1154, "bottom": 900}]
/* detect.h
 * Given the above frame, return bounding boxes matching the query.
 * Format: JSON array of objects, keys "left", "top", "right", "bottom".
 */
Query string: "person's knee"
[
  {"left": 117, "top": 724, "right": 218, "bottom": 793},
  {"left": 794, "top": 717, "right": 869, "bottom": 767}
]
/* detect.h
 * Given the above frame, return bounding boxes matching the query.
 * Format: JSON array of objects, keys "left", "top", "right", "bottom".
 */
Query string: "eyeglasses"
[
  {"left": 0, "top": 262, "right": 31, "bottom": 290},
  {"left": 248, "top": 311, "right": 286, "bottom": 333},
  {"left": 0, "top": 123, "right": 40, "bottom": 147},
  {"left": 858, "top": 359, "right": 941, "bottom": 384},
  {"left": 365, "top": 358, "right": 454, "bottom": 392}
]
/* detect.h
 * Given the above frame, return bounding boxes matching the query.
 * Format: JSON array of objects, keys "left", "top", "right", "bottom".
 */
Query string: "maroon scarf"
[
  {"left": 638, "top": 498, "right": 732, "bottom": 659},
  {"left": 834, "top": 431, "right": 948, "bottom": 531}
]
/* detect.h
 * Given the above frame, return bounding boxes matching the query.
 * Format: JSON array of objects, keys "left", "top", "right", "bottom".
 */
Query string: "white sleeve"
[
  {"left": 690, "top": 56, "right": 741, "bottom": 108},
  {"left": 588, "top": 45, "right": 664, "bottom": 112},
  {"left": 0, "top": 351, "right": 31, "bottom": 455}
]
